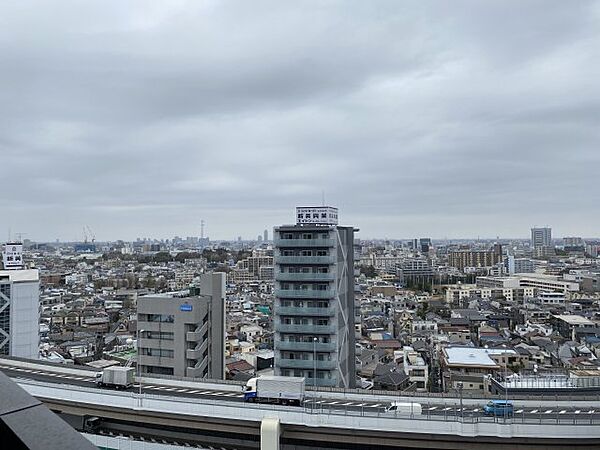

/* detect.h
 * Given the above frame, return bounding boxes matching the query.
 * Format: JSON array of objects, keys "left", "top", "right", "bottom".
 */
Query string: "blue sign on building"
[{"left": 180, "top": 304, "right": 193, "bottom": 312}]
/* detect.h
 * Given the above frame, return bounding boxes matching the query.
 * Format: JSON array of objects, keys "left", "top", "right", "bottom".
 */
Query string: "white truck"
[
  {"left": 243, "top": 376, "right": 305, "bottom": 406},
  {"left": 95, "top": 366, "right": 135, "bottom": 389},
  {"left": 384, "top": 401, "right": 422, "bottom": 416}
]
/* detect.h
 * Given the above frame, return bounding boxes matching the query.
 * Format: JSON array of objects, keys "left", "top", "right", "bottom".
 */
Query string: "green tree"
[{"left": 360, "top": 265, "right": 377, "bottom": 278}]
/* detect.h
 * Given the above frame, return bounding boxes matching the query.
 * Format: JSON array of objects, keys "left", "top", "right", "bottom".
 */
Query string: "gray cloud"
[{"left": 0, "top": 1, "right": 599, "bottom": 241}]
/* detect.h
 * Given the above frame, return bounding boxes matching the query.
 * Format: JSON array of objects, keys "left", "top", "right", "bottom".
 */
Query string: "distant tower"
[
  {"left": 263, "top": 229, "right": 268, "bottom": 242},
  {"left": 200, "top": 220, "right": 205, "bottom": 239}
]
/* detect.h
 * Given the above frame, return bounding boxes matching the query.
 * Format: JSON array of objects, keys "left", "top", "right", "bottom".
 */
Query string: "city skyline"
[{"left": 1, "top": 1, "right": 599, "bottom": 241}]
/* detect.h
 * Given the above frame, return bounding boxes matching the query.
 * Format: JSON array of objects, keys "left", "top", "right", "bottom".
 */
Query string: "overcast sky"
[{"left": 1, "top": 1, "right": 599, "bottom": 242}]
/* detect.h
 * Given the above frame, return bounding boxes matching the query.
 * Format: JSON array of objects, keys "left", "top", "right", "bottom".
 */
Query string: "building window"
[
  {"left": 142, "top": 348, "right": 174, "bottom": 358},
  {"left": 146, "top": 314, "right": 174, "bottom": 323},
  {"left": 143, "top": 331, "right": 174, "bottom": 340}
]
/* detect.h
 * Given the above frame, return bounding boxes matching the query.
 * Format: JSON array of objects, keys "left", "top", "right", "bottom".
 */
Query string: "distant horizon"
[{"left": 15, "top": 234, "right": 600, "bottom": 245}]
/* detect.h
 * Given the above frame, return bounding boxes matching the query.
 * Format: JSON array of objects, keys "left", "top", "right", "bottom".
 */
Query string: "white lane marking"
[
  {"left": 326, "top": 401, "right": 340, "bottom": 405},
  {"left": 187, "top": 390, "right": 201, "bottom": 394},
  {"left": 71, "top": 377, "right": 87, "bottom": 381},
  {"left": 195, "top": 391, "right": 213, "bottom": 395},
  {"left": 442, "top": 407, "right": 452, "bottom": 411},
  {"left": 355, "top": 403, "right": 366, "bottom": 407},
  {"left": 370, "top": 404, "right": 381, "bottom": 408},
  {"left": 427, "top": 406, "right": 438, "bottom": 411},
  {"left": 575, "top": 410, "right": 581, "bottom": 414},
  {"left": 143, "top": 385, "right": 157, "bottom": 389},
  {"left": 559, "top": 410, "right": 567, "bottom": 414},
  {"left": 175, "top": 389, "right": 189, "bottom": 393},
  {"left": 588, "top": 410, "right": 596, "bottom": 414},
  {"left": 530, "top": 409, "right": 538, "bottom": 414},
  {"left": 222, "top": 393, "right": 239, "bottom": 397},
  {"left": 208, "top": 391, "right": 225, "bottom": 396},
  {"left": 161, "top": 387, "right": 178, "bottom": 391},
  {"left": 544, "top": 410, "right": 553, "bottom": 414},
  {"left": 341, "top": 402, "right": 354, "bottom": 406},
  {"left": 515, "top": 409, "right": 523, "bottom": 414},
  {"left": 30, "top": 370, "right": 43, "bottom": 374},
  {"left": 472, "top": 408, "right": 480, "bottom": 413}
]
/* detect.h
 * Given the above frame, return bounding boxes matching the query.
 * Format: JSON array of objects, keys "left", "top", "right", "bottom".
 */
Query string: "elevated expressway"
[{"left": 1, "top": 357, "right": 599, "bottom": 449}]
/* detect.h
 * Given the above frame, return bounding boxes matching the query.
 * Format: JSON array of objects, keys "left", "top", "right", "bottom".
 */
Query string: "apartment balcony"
[
  {"left": 186, "top": 348, "right": 203, "bottom": 359},
  {"left": 275, "top": 272, "right": 335, "bottom": 282},
  {"left": 186, "top": 322, "right": 208, "bottom": 342},
  {"left": 275, "top": 256, "right": 336, "bottom": 265},
  {"left": 277, "top": 359, "right": 337, "bottom": 370},
  {"left": 186, "top": 355, "right": 208, "bottom": 378},
  {"left": 274, "top": 289, "right": 336, "bottom": 299},
  {"left": 275, "top": 341, "right": 336, "bottom": 352},
  {"left": 274, "top": 238, "right": 335, "bottom": 248},
  {"left": 277, "top": 306, "right": 336, "bottom": 317},
  {"left": 186, "top": 331, "right": 202, "bottom": 342},
  {"left": 275, "top": 323, "right": 336, "bottom": 334}
]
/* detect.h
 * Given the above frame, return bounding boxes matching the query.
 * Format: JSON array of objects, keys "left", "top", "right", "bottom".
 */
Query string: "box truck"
[
  {"left": 95, "top": 366, "right": 135, "bottom": 389},
  {"left": 243, "top": 376, "right": 305, "bottom": 406}
]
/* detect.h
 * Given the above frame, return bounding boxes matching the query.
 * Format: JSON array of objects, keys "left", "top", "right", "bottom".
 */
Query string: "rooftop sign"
[
  {"left": 2, "top": 242, "right": 24, "bottom": 270},
  {"left": 296, "top": 206, "right": 338, "bottom": 226}
]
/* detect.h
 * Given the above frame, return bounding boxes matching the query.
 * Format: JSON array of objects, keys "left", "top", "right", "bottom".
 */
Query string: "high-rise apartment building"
[
  {"left": 273, "top": 206, "right": 356, "bottom": 388},
  {"left": 137, "top": 273, "right": 225, "bottom": 379},
  {"left": 531, "top": 227, "right": 552, "bottom": 249},
  {"left": 0, "top": 243, "right": 39, "bottom": 359},
  {"left": 420, "top": 238, "right": 432, "bottom": 254}
]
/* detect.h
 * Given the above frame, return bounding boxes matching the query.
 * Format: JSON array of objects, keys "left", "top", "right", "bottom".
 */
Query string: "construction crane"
[{"left": 86, "top": 225, "right": 96, "bottom": 243}]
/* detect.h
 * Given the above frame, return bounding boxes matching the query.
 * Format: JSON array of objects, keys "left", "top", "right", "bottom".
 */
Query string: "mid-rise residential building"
[
  {"left": 273, "top": 206, "right": 356, "bottom": 388},
  {"left": 0, "top": 269, "right": 40, "bottom": 359},
  {"left": 398, "top": 257, "right": 433, "bottom": 284},
  {"left": 531, "top": 227, "right": 552, "bottom": 249},
  {"left": 506, "top": 255, "right": 536, "bottom": 274},
  {"left": 448, "top": 244, "right": 503, "bottom": 271},
  {"left": 445, "top": 284, "right": 536, "bottom": 304},
  {"left": 137, "top": 273, "right": 225, "bottom": 379},
  {"left": 0, "top": 243, "right": 39, "bottom": 360}
]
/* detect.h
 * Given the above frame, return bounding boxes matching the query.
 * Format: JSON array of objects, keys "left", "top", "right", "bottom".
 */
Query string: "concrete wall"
[{"left": 10, "top": 278, "right": 39, "bottom": 360}]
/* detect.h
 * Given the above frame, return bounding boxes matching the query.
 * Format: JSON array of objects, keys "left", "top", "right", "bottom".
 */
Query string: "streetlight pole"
[
  {"left": 457, "top": 382, "right": 464, "bottom": 421},
  {"left": 137, "top": 328, "right": 145, "bottom": 399},
  {"left": 505, "top": 363, "right": 509, "bottom": 421},
  {"left": 313, "top": 337, "right": 318, "bottom": 389}
]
